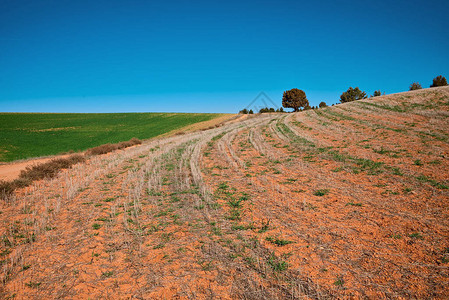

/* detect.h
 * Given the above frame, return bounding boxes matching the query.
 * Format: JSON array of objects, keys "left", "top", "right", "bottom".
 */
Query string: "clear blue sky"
[{"left": 1, "top": 0, "right": 448, "bottom": 113}]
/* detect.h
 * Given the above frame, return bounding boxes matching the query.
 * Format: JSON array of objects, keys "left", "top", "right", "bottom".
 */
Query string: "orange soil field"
[{"left": 0, "top": 87, "right": 448, "bottom": 299}]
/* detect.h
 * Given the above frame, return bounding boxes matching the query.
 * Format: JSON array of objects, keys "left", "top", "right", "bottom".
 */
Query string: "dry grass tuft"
[
  {"left": 1, "top": 138, "right": 142, "bottom": 199},
  {"left": 20, "top": 154, "right": 85, "bottom": 181},
  {"left": 85, "top": 143, "right": 118, "bottom": 155},
  {"left": 85, "top": 138, "right": 142, "bottom": 156},
  {"left": 0, "top": 154, "right": 86, "bottom": 199},
  {"left": 0, "top": 138, "right": 142, "bottom": 199},
  {"left": 0, "top": 180, "right": 16, "bottom": 198}
]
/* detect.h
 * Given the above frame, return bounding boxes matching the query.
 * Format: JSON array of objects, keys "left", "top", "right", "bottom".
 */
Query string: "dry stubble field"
[{"left": 0, "top": 87, "right": 448, "bottom": 299}]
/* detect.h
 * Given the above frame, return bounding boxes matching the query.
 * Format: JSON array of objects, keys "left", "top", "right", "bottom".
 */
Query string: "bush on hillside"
[
  {"left": 0, "top": 154, "right": 86, "bottom": 200},
  {"left": 85, "top": 138, "right": 142, "bottom": 156},
  {"left": 340, "top": 87, "right": 367, "bottom": 103},
  {"left": 430, "top": 75, "right": 448, "bottom": 87},
  {"left": 276, "top": 107, "right": 284, "bottom": 112},
  {"left": 0, "top": 180, "right": 16, "bottom": 199},
  {"left": 239, "top": 108, "right": 248, "bottom": 114},
  {"left": 319, "top": 101, "right": 327, "bottom": 108},
  {"left": 20, "top": 154, "right": 85, "bottom": 182},
  {"left": 409, "top": 82, "right": 422, "bottom": 90},
  {"left": 372, "top": 90, "right": 382, "bottom": 97},
  {"left": 86, "top": 144, "right": 117, "bottom": 156}
]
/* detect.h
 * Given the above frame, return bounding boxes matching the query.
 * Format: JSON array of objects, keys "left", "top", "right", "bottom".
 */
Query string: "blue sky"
[{"left": 1, "top": 0, "right": 448, "bottom": 113}]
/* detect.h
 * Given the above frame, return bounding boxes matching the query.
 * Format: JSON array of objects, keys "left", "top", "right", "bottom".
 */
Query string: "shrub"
[
  {"left": 372, "top": 90, "right": 382, "bottom": 97},
  {"left": 117, "top": 141, "right": 133, "bottom": 149},
  {"left": 0, "top": 154, "right": 85, "bottom": 200},
  {"left": 85, "top": 138, "right": 141, "bottom": 156},
  {"left": 239, "top": 108, "right": 248, "bottom": 114},
  {"left": 129, "top": 137, "right": 142, "bottom": 145},
  {"left": 319, "top": 101, "right": 327, "bottom": 108},
  {"left": 12, "top": 177, "right": 32, "bottom": 188},
  {"left": 409, "top": 82, "right": 422, "bottom": 90},
  {"left": 85, "top": 144, "right": 117, "bottom": 156},
  {"left": 340, "top": 87, "right": 367, "bottom": 103},
  {"left": 19, "top": 154, "right": 85, "bottom": 182},
  {"left": 248, "top": 109, "right": 254, "bottom": 114},
  {"left": 282, "top": 88, "right": 309, "bottom": 112},
  {"left": 430, "top": 75, "right": 448, "bottom": 87},
  {"left": 0, "top": 181, "right": 16, "bottom": 198}
]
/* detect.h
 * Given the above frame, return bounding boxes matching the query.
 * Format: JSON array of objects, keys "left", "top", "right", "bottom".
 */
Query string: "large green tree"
[
  {"left": 282, "top": 88, "right": 309, "bottom": 112},
  {"left": 340, "top": 87, "right": 367, "bottom": 103}
]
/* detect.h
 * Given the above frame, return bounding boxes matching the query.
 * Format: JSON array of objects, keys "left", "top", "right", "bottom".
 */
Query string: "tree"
[
  {"left": 282, "top": 88, "right": 309, "bottom": 112},
  {"left": 409, "top": 82, "right": 422, "bottom": 90},
  {"left": 319, "top": 101, "right": 327, "bottom": 108},
  {"left": 239, "top": 108, "right": 248, "bottom": 114},
  {"left": 372, "top": 90, "right": 382, "bottom": 97},
  {"left": 275, "top": 107, "right": 284, "bottom": 112},
  {"left": 259, "top": 107, "right": 276, "bottom": 113},
  {"left": 340, "top": 87, "right": 367, "bottom": 103},
  {"left": 430, "top": 75, "right": 448, "bottom": 87},
  {"left": 248, "top": 109, "right": 254, "bottom": 114}
]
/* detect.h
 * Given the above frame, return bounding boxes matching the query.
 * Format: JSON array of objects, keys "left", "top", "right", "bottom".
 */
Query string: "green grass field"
[{"left": 0, "top": 112, "right": 226, "bottom": 162}]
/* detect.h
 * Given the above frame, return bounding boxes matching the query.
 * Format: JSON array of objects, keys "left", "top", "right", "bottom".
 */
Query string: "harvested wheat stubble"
[
  {"left": 0, "top": 87, "right": 448, "bottom": 299},
  {"left": 0, "top": 154, "right": 86, "bottom": 199},
  {"left": 0, "top": 138, "right": 142, "bottom": 199}
]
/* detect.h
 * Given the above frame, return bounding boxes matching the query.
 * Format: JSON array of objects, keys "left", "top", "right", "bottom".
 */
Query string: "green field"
[{"left": 0, "top": 113, "right": 225, "bottom": 162}]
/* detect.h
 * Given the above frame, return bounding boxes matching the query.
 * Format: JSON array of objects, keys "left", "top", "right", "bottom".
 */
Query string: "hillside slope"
[{"left": 0, "top": 87, "right": 448, "bottom": 298}]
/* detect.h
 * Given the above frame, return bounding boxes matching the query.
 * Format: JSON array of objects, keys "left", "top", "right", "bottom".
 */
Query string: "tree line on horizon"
[{"left": 239, "top": 75, "right": 447, "bottom": 114}]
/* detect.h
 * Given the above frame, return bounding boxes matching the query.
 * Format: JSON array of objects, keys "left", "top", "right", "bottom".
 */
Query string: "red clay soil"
[{"left": 0, "top": 87, "right": 448, "bottom": 299}]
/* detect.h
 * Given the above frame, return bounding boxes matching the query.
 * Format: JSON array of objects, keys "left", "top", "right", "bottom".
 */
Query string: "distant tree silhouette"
[
  {"left": 340, "top": 87, "right": 367, "bottom": 103},
  {"left": 275, "top": 107, "right": 284, "bottom": 112},
  {"left": 259, "top": 107, "right": 276, "bottom": 113},
  {"left": 248, "top": 109, "right": 254, "bottom": 114},
  {"left": 372, "top": 90, "right": 382, "bottom": 97},
  {"left": 239, "top": 108, "right": 248, "bottom": 114},
  {"left": 282, "top": 88, "right": 309, "bottom": 112},
  {"left": 430, "top": 75, "right": 448, "bottom": 87},
  {"left": 409, "top": 82, "right": 422, "bottom": 90},
  {"left": 319, "top": 101, "right": 327, "bottom": 108}
]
